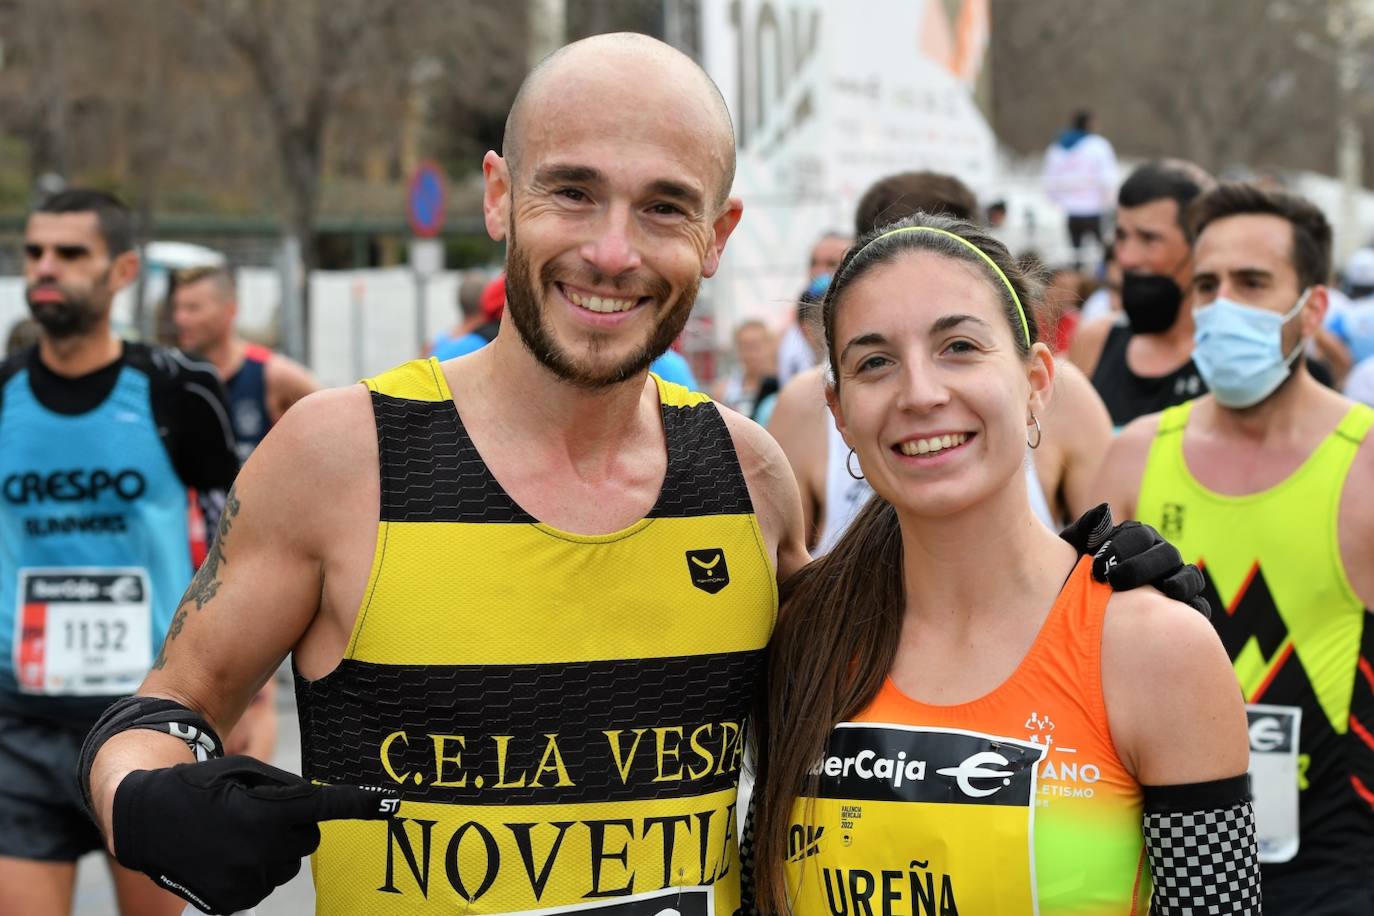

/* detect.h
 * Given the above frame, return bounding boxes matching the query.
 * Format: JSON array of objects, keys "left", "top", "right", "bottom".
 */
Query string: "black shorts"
[{"left": 0, "top": 711, "right": 104, "bottom": 861}]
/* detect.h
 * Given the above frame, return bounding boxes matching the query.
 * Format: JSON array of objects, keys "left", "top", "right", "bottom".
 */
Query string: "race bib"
[
  {"left": 1246, "top": 704, "right": 1301, "bottom": 864},
  {"left": 14, "top": 568, "right": 152, "bottom": 696},
  {"left": 787, "top": 724, "right": 1047, "bottom": 916}
]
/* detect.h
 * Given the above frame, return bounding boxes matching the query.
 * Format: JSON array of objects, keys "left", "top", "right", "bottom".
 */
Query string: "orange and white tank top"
[{"left": 786, "top": 557, "right": 1149, "bottom": 915}]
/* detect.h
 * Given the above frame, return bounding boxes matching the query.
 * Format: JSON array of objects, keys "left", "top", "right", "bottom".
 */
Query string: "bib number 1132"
[{"left": 14, "top": 568, "right": 152, "bottom": 697}]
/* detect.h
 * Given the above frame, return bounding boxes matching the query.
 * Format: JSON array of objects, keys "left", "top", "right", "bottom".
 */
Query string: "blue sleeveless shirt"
[
  {"left": 0, "top": 345, "right": 237, "bottom": 725},
  {"left": 225, "top": 344, "right": 272, "bottom": 462}
]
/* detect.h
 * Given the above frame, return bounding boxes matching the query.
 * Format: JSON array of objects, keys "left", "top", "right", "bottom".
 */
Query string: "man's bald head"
[{"left": 503, "top": 33, "right": 736, "bottom": 206}]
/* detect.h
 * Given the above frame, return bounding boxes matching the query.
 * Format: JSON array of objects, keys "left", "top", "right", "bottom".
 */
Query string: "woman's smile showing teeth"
[
  {"left": 895, "top": 432, "right": 971, "bottom": 457},
  {"left": 561, "top": 283, "right": 641, "bottom": 313}
]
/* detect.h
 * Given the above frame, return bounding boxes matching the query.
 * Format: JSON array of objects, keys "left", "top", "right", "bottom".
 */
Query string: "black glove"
[
  {"left": 112, "top": 755, "right": 398, "bottom": 915},
  {"left": 1060, "top": 504, "right": 1210, "bottom": 617}
]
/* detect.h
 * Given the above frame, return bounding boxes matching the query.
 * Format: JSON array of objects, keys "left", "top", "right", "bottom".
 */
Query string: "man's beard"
[
  {"left": 26, "top": 282, "right": 106, "bottom": 340},
  {"left": 504, "top": 219, "right": 698, "bottom": 390}
]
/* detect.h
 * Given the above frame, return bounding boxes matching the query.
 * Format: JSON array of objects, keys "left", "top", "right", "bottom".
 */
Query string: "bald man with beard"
[
  {"left": 81, "top": 34, "right": 807, "bottom": 916},
  {"left": 80, "top": 34, "right": 1203, "bottom": 916}
]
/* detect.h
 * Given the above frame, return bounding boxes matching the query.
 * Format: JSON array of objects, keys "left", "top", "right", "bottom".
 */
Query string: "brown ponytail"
[{"left": 750, "top": 494, "right": 906, "bottom": 913}]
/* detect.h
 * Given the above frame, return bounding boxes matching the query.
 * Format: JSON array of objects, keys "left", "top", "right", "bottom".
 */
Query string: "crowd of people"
[{"left": 4, "top": 28, "right": 1373, "bottom": 916}]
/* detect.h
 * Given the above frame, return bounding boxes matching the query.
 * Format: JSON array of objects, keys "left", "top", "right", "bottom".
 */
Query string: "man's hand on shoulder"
[
  {"left": 718, "top": 405, "right": 811, "bottom": 582},
  {"left": 1060, "top": 504, "right": 1208, "bottom": 615}
]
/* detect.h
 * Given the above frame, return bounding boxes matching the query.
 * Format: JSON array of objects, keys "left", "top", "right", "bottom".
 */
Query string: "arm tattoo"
[{"left": 153, "top": 485, "right": 242, "bottom": 669}]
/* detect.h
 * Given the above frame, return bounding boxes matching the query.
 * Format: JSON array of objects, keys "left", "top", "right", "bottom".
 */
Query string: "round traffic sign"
[{"left": 408, "top": 161, "right": 447, "bottom": 238}]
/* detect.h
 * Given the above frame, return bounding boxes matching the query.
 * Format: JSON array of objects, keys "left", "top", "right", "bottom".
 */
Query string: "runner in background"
[
  {"left": 1078, "top": 242, "right": 1122, "bottom": 323},
  {"left": 1094, "top": 183, "right": 1374, "bottom": 913},
  {"left": 1042, "top": 109, "right": 1118, "bottom": 267},
  {"left": 171, "top": 264, "right": 319, "bottom": 761},
  {"left": 432, "top": 272, "right": 509, "bottom": 362},
  {"left": 429, "top": 268, "right": 492, "bottom": 359},
  {"left": 716, "top": 319, "right": 779, "bottom": 424},
  {"left": 648, "top": 345, "right": 700, "bottom": 389},
  {"left": 1, "top": 189, "right": 238, "bottom": 916},
  {"left": 171, "top": 265, "right": 319, "bottom": 463},
  {"left": 1320, "top": 247, "right": 1374, "bottom": 390},
  {"left": 1041, "top": 264, "right": 1090, "bottom": 354},
  {"left": 1069, "top": 161, "right": 1212, "bottom": 428},
  {"left": 777, "top": 232, "right": 851, "bottom": 386}
]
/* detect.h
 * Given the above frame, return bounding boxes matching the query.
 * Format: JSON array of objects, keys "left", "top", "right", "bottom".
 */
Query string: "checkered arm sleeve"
[{"left": 1143, "top": 775, "right": 1261, "bottom": 914}]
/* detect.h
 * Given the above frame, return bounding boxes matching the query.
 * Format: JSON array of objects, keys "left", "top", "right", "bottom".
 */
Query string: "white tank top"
[{"left": 816, "top": 421, "right": 1056, "bottom": 556}]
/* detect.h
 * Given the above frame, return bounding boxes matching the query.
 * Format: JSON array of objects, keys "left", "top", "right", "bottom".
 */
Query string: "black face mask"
[{"left": 1121, "top": 272, "right": 1184, "bottom": 334}]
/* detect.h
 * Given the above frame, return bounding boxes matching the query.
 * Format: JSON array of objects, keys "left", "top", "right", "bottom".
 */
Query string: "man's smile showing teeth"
[
  {"left": 897, "top": 433, "right": 970, "bottom": 457},
  {"left": 563, "top": 285, "right": 639, "bottom": 313}
]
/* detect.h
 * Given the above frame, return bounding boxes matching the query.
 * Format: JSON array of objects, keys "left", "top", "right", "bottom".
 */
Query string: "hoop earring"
[
  {"left": 1026, "top": 413, "right": 1043, "bottom": 450},
  {"left": 846, "top": 448, "right": 865, "bottom": 480}
]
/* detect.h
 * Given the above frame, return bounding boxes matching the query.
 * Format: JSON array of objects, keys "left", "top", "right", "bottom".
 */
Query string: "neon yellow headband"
[{"left": 858, "top": 225, "right": 1031, "bottom": 348}]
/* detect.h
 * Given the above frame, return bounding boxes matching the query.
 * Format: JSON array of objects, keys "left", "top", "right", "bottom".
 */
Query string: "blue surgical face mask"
[{"left": 1192, "top": 289, "right": 1310, "bottom": 409}]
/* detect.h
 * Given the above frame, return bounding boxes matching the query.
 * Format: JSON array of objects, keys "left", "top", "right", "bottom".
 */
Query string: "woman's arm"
[{"left": 1102, "top": 589, "right": 1259, "bottom": 913}]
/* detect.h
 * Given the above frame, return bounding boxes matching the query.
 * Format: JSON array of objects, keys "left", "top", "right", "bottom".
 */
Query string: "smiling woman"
[{"left": 747, "top": 214, "right": 1257, "bottom": 914}]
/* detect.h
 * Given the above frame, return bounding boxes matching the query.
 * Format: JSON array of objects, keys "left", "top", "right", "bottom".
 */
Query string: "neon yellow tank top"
[
  {"left": 296, "top": 360, "right": 778, "bottom": 914},
  {"left": 1137, "top": 399, "right": 1374, "bottom": 875}
]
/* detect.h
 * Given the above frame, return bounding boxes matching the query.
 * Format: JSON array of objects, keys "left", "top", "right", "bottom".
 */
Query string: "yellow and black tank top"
[
  {"left": 296, "top": 360, "right": 777, "bottom": 915},
  {"left": 1137, "top": 400, "right": 1374, "bottom": 884}
]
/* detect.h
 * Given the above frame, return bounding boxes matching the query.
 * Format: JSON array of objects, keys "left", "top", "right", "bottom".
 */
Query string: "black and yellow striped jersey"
[{"left": 296, "top": 359, "right": 777, "bottom": 915}]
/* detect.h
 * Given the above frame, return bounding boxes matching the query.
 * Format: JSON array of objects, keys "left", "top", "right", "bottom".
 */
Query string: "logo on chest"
[
  {"left": 1162, "top": 502, "right": 1186, "bottom": 540},
  {"left": 1174, "top": 374, "right": 1203, "bottom": 397},
  {"left": 3, "top": 468, "right": 147, "bottom": 504},
  {"left": 233, "top": 399, "right": 265, "bottom": 439},
  {"left": 685, "top": 548, "right": 730, "bottom": 594},
  {"left": 1024, "top": 710, "right": 1103, "bottom": 802}
]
